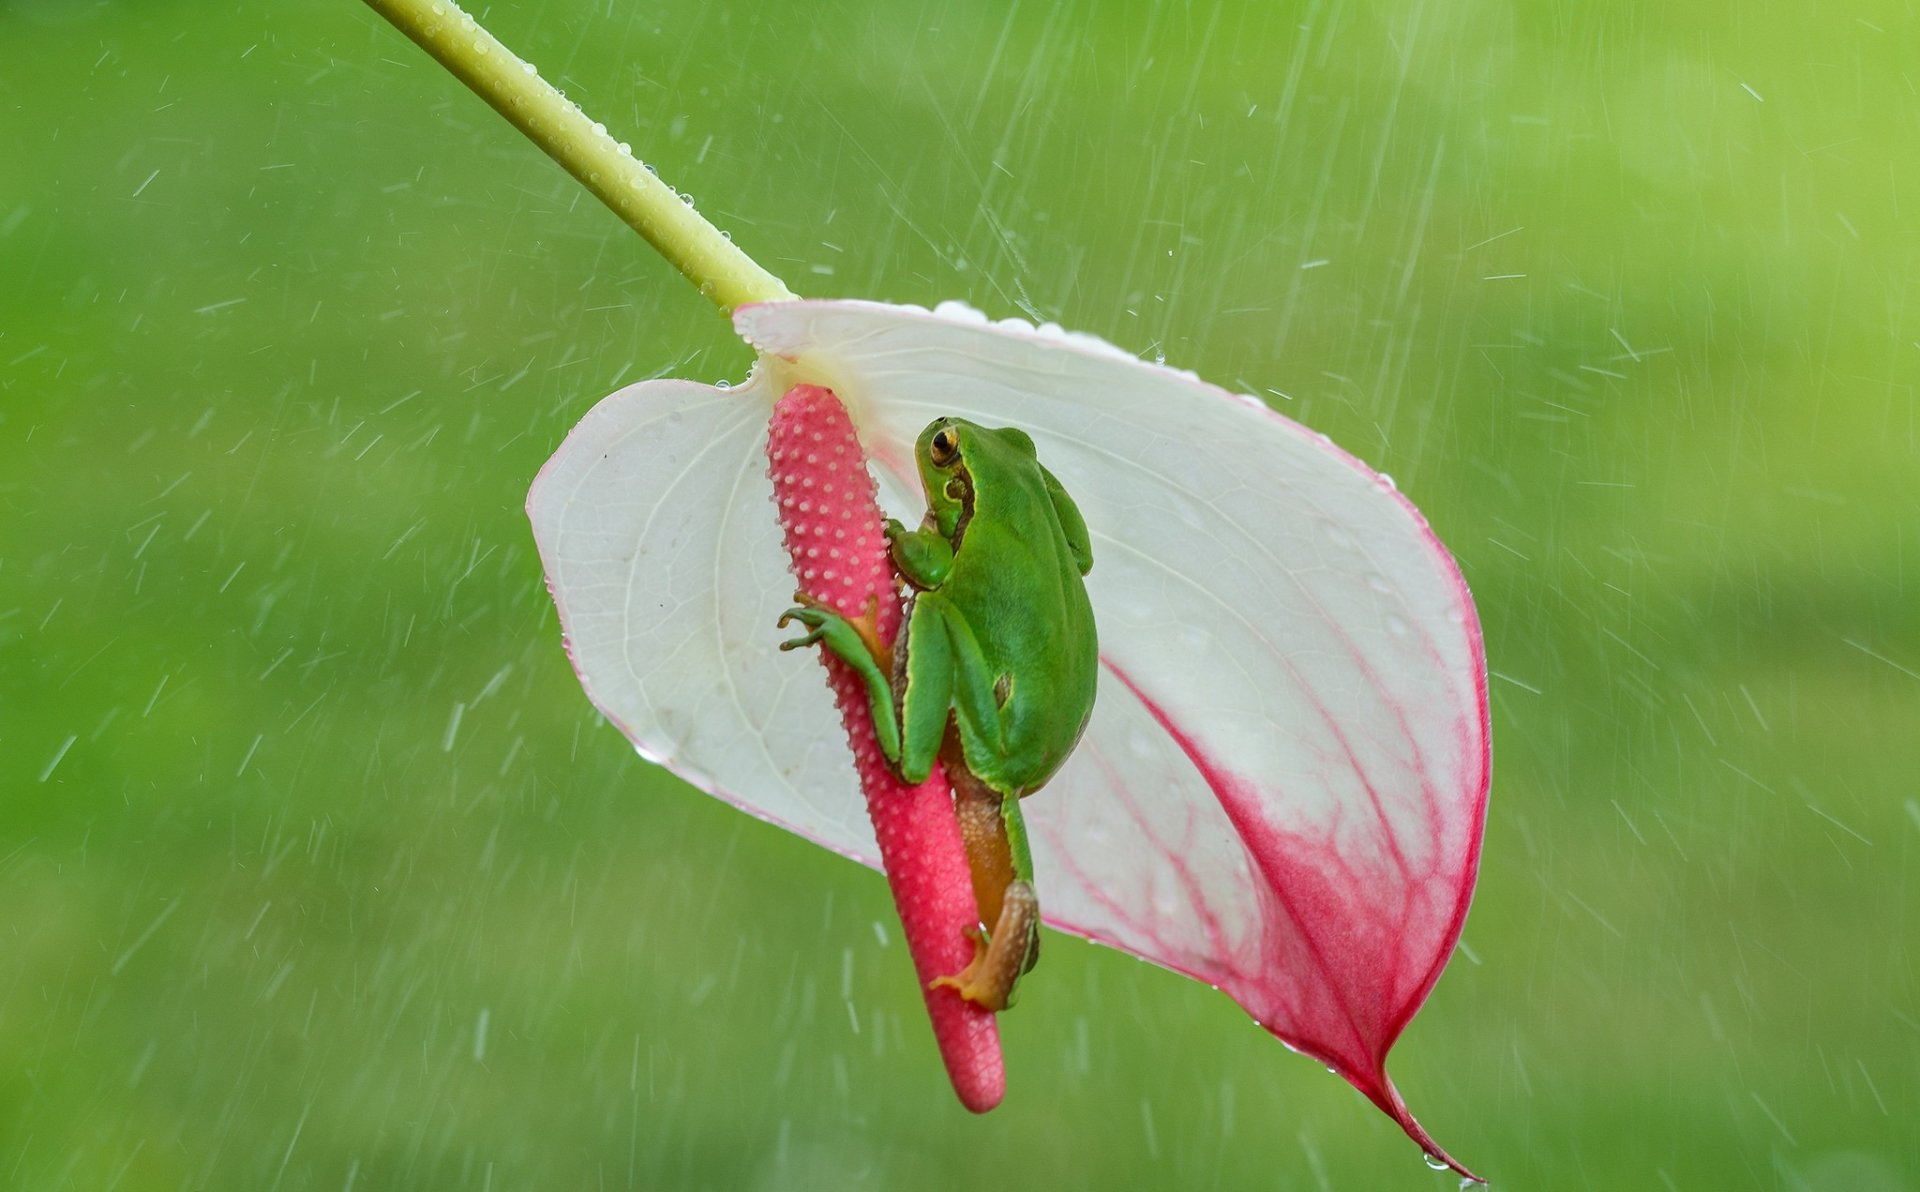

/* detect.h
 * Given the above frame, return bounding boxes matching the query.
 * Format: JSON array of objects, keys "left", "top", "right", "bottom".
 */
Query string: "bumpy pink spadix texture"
[{"left": 765, "top": 384, "right": 1004, "bottom": 1113}]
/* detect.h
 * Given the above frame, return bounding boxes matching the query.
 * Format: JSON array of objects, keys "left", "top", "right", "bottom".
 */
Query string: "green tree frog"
[{"left": 779, "top": 416, "right": 1098, "bottom": 1010}]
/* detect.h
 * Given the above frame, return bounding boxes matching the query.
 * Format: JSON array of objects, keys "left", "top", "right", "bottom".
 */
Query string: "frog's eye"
[{"left": 928, "top": 425, "right": 960, "bottom": 466}]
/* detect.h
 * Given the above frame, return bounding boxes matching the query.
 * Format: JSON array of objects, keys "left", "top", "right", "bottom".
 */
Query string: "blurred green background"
[{"left": 4, "top": 0, "right": 1916, "bottom": 1187}]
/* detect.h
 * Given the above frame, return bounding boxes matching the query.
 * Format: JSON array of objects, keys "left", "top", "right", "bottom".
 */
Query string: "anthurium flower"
[{"left": 526, "top": 298, "right": 1489, "bottom": 1178}]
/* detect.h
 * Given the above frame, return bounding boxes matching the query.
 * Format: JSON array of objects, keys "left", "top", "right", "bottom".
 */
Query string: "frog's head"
[{"left": 913, "top": 417, "right": 1038, "bottom": 542}]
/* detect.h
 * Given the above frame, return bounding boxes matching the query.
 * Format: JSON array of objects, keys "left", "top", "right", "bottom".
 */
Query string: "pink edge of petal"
[{"left": 766, "top": 384, "right": 1004, "bottom": 1113}]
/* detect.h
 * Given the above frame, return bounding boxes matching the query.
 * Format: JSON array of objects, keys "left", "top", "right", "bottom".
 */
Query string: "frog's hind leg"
[
  {"left": 892, "top": 599, "right": 958, "bottom": 786},
  {"left": 930, "top": 751, "right": 1040, "bottom": 1011}
]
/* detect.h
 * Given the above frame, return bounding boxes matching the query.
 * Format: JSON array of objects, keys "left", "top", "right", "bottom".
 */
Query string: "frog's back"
[{"left": 945, "top": 451, "right": 1098, "bottom": 794}]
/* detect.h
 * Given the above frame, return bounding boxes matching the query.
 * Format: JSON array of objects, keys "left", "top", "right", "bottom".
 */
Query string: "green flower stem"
[{"left": 362, "top": 0, "right": 795, "bottom": 314}]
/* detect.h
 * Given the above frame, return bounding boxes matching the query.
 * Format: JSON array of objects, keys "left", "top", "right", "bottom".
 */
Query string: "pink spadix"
[{"left": 764, "top": 383, "right": 1004, "bottom": 1113}]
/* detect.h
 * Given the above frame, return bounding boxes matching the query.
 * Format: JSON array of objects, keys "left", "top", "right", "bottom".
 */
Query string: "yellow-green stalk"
[{"left": 362, "top": 0, "right": 793, "bottom": 314}]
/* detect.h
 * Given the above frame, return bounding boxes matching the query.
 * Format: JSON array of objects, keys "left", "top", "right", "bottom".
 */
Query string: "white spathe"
[{"left": 526, "top": 298, "right": 1488, "bottom": 1169}]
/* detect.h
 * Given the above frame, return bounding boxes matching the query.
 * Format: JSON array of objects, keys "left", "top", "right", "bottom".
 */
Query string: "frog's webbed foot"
[
  {"left": 778, "top": 592, "right": 901, "bottom": 763},
  {"left": 929, "top": 878, "right": 1039, "bottom": 1012},
  {"left": 776, "top": 603, "right": 831, "bottom": 651},
  {"left": 778, "top": 592, "right": 890, "bottom": 670}
]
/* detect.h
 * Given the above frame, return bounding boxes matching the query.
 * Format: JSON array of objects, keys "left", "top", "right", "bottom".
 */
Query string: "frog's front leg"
[
  {"left": 885, "top": 519, "right": 954, "bottom": 590},
  {"left": 931, "top": 764, "right": 1041, "bottom": 1011},
  {"left": 778, "top": 594, "right": 901, "bottom": 764}
]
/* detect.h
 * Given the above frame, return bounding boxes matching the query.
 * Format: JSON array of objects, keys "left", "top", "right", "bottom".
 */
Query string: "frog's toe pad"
[
  {"left": 929, "top": 959, "right": 1011, "bottom": 1013},
  {"left": 929, "top": 884, "right": 1039, "bottom": 1013},
  {"left": 776, "top": 606, "right": 830, "bottom": 650}
]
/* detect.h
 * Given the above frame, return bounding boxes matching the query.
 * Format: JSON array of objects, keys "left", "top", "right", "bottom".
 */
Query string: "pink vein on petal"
[{"left": 1103, "top": 657, "right": 1482, "bottom": 1183}]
